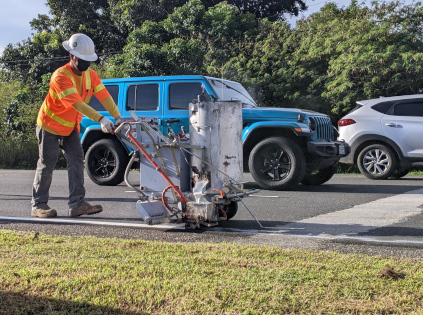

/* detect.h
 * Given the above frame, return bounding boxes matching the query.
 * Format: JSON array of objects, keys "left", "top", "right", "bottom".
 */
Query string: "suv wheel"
[
  {"left": 85, "top": 139, "right": 129, "bottom": 186},
  {"left": 390, "top": 168, "right": 409, "bottom": 179},
  {"left": 249, "top": 137, "right": 306, "bottom": 190},
  {"left": 301, "top": 164, "right": 337, "bottom": 186},
  {"left": 357, "top": 144, "right": 397, "bottom": 179}
]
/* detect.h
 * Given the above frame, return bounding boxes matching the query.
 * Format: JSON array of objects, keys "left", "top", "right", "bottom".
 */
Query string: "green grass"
[{"left": 1, "top": 230, "right": 423, "bottom": 314}]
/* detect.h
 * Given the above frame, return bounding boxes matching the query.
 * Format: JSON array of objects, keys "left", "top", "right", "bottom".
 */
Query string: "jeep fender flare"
[
  {"left": 242, "top": 122, "right": 312, "bottom": 144},
  {"left": 81, "top": 125, "right": 130, "bottom": 155}
]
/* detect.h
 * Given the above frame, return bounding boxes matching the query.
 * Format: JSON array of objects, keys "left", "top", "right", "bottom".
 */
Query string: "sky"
[{"left": 0, "top": 0, "right": 417, "bottom": 55}]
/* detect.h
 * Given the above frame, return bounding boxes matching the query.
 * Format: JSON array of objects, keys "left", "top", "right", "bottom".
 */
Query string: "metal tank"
[{"left": 189, "top": 100, "right": 243, "bottom": 193}]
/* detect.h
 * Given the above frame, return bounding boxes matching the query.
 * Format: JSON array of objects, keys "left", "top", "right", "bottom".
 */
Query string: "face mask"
[{"left": 76, "top": 58, "right": 91, "bottom": 72}]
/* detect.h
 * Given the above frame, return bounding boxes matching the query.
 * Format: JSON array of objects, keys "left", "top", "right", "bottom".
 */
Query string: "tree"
[
  {"left": 1, "top": 0, "right": 126, "bottom": 83},
  {"left": 202, "top": 0, "right": 306, "bottom": 20},
  {"left": 223, "top": 1, "right": 423, "bottom": 120},
  {"left": 108, "top": 0, "right": 258, "bottom": 77},
  {"left": 296, "top": 1, "right": 423, "bottom": 117}
]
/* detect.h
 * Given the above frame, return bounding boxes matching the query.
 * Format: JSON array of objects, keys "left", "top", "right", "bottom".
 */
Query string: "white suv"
[{"left": 338, "top": 94, "right": 423, "bottom": 179}]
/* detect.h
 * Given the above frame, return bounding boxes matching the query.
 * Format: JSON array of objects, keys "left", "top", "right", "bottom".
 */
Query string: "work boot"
[
  {"left": 69, "top": 202, "right": 103, "bottom": 217},
  {"left": 31, "top": 206, "right": 57, "bottom": 218}
]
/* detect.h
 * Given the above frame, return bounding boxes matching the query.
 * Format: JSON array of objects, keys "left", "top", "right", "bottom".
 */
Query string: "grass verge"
[{"left": 1, "top": 230, "right": 423, "bottom": 314}]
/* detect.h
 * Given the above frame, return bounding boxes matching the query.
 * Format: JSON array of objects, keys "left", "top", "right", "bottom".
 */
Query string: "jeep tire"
[
  {"left": 248, "top": 137, "right": 306, "bottom": 190},
  {"left": 357, "top": 143, "right": 397, "bottom": 180},
  {"left": 85, "top": 139, "right": 129, "bottom": 186},
  {"left": 301, "top": 164, "right": 337, "bottom": 186}
]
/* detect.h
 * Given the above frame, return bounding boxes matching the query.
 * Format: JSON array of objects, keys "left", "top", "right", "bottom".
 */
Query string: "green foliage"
[
  {"left": 223, "top": 1, "right": 423, "bottom": 119},
  {"left": 2, "top": 90, "right": 40, "bottom": 143},
  {"left": 202, "top": 0, "right": 306, "bottom": 20},
  {"left": 108, "top": 0, "right": 258, "bottom": 77},
  {"left": 0, "top": 30, "right": 67, "bottom": 84},
  {"left": 293, "top": 0, "right": 423, "bottom": 118},
  {"left": 0, "top": 138, "right": 39, "bottom": 169},
  {"left": 222, "top": 19, "right": 296, "bottom": 107}
]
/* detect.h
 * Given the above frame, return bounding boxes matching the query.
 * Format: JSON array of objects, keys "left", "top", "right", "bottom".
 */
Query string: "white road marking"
[
  {"left": 0, "top": 216, "right": 185, "bottom": 231},
  {"left": 1, "top": 188, "right": 423, "bottom": 245},
  {"left": 274, "top": 187, "right": 423, "bottom": 237},
  {"left": 250, "top": 195, "right": 279, "bottom": 198}
]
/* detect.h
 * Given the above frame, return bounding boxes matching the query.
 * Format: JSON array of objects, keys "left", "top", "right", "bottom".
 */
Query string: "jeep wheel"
[
  {"left": 85, "top": 139, "right": 129, "bottom": 186},
  {"left": 248, "top": 137, "right": 306, "bottom": 190},
  {"left": 301, "top": 164, "right": 337, "bottom": 186},
  {"left": 357, "top": 144, "right": 397, "bottom": 179}
]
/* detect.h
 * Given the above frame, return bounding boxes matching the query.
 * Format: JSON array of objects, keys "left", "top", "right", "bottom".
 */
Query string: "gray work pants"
[{"left": 32, "top": 126, "right": 86, "bottom": 210}]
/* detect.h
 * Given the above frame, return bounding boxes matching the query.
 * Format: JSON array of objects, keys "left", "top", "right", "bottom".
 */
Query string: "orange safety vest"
[{"left": 37, "top": 62, "right": 110, "bottom": 136}]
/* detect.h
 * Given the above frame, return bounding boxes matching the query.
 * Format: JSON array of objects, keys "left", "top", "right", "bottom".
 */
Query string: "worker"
[{"left": 31, "top": 33, "right": 122, "bottom": 218}]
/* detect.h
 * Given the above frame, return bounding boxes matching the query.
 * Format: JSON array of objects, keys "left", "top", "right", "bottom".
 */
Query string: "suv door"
[{"left": 381, "top": 101, "right": 423, "bottom": 158}]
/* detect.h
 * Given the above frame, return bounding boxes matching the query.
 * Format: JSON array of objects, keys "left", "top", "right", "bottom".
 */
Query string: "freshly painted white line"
[
  {"left": 0, "top": 216, "right": 186, "bottom": 231},
  {"left": 250, "top": 195, "right": 279, "bottom": 198}
]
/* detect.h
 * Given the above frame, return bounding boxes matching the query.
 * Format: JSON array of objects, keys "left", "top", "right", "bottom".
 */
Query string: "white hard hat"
[{"left": 62, "top": 33, "right": 98, "bottom": 62}]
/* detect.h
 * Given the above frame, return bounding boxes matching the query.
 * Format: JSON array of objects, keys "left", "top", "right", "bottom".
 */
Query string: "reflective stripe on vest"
[
  {"left": 93, "top": 83, "right": 105, "bottom": 94},
  {"left": 42, "top": 101, "right": 75, "bottom": 128},
  {"left": 50, "top": 87, "right": 78, "bottom": 100},
  {"left": 84, "top": 70, "right": 92, "bottom": 103}
]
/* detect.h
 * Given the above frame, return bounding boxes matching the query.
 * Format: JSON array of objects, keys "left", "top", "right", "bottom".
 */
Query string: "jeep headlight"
[{"left": 308, "top": 117, "right": 316, "bottom": 131}]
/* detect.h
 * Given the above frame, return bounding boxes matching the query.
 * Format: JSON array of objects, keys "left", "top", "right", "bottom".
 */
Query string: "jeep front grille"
[{"left": 313, "top": 116, "right": 334, "bottom": 140}]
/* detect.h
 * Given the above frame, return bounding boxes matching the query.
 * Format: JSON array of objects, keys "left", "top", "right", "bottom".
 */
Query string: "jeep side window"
[
  {"left": 126, "top": 84, "right": 159, "bottom": 111},
  {"left": 88, "top": 85, "right": 119, "bottom": 111},
  {"left": 392, "top": 102, "right": 423, "bottom": 117},
  {"left": 169, "top": 83, "right": 203, "bottom": 110}
]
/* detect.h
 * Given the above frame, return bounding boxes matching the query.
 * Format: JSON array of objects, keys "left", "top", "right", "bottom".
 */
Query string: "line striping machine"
[{"left": 114, "top": 97, "right": 258, "bottom": 229}]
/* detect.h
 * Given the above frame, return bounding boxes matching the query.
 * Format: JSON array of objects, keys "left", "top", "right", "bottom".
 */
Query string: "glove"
[
  {"left": 100, "top": 117, "right": 114, "bottom": 133},
  {"left": 115, "top": 116, "right": 124, "bottom": 125}
]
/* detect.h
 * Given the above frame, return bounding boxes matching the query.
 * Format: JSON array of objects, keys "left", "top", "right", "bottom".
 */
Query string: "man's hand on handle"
[{"left": 100, "top": 117, "right": 114, "bottom": 133}]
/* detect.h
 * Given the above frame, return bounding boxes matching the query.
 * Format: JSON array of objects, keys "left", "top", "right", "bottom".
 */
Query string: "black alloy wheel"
[
  {"left": 85, "top": 139, "right": 129, "bottom": 186},
  {"left": 248, "top": 137, "right": 306, "bottom": 190}
]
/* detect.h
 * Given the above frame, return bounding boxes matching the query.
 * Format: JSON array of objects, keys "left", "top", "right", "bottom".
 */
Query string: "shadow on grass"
[{"left": 0, "top": 291, "right": 145, "bottom": 315}]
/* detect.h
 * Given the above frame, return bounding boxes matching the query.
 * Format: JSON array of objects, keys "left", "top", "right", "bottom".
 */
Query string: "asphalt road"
[{"left": 2, "top": 169, "right": 423, "bottom": 259}]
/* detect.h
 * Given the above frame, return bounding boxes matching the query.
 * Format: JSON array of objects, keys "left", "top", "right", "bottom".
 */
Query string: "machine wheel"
[
  {"left": 248, "top": 137, "right": 306, "bottom": 190},
  {"left": 390, "top": 168, "right": 410, "bottom": 179},
  {"left": 223, "top": 202, "right": 238, "bottom": 220},
  {"left": 301, "top": 164, "right": 337, "bottom": 186},
  {"left": 357, "top": 144, "right": 397, "bottom": 179},
  {"left": 85, "top": 139, "right": 129, "bottom": 186}
]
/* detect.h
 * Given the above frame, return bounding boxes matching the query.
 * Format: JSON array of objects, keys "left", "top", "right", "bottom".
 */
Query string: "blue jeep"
[{"left": 81, "top": 75, "right": 349, "bottom": 190}]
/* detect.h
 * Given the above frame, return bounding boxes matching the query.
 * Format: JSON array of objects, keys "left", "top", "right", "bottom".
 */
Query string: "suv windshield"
[{"left": 207, "top": 78, "right": 257, "bottom": 108}]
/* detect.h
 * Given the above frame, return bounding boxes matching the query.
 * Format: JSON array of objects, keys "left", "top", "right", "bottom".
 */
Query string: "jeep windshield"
[{"left": 206, "top": 78, "right": 257, "bottom": 108}]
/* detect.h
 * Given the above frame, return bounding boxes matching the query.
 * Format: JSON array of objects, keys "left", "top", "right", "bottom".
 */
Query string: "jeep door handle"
[
  {"left": 165, "top": 118, "right": 180, "bottom": 124},
  {"left": 385, "top": 123, "right": 402, "bottom": 128}
]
